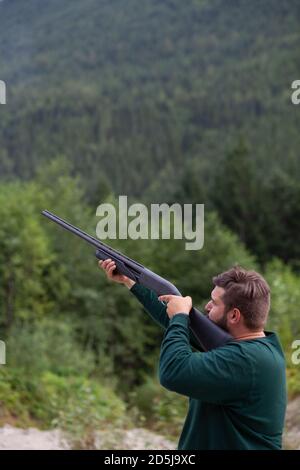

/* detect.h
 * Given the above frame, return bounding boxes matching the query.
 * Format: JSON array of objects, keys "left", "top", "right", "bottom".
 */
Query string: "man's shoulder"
[
  {"left": 212, "top": 331, "right": 286, "bottom": 371},
  {"left": 209, "top": 331, "right": 283, "bottom": 358}
]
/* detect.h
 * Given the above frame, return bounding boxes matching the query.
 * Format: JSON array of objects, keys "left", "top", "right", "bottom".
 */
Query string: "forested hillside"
[{"left": 0, "top": 0, "right": 299, "bottom": 199}]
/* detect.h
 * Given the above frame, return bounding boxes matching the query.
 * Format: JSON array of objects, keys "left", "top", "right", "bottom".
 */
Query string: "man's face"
[{"left": 205, "top": 286, "right": 229, "bottom": 331}]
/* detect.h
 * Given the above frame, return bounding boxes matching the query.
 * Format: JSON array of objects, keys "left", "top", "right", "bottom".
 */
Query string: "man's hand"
[
  {"left": 98, "top": 259, "right": 135, "bottom": 289},
  {"left": 158, "top": 294, "right": 192, "bottom": 319}
]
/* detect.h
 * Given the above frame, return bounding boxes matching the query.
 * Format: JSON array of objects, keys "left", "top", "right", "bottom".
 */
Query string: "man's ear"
[{"left": 228, "top": 307, "right": 241, "bottom": 325}]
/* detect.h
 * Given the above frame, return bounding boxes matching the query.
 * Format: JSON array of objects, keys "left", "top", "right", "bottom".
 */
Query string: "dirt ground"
[
  {"left": 0, "top": 425, "right": 175, "bottom": 450},
  {"left": 0, "top": 397, "right": 299, "bottom": 450},
  {"left": 283, "top": 396, "right": 300, "bottom": 450}
]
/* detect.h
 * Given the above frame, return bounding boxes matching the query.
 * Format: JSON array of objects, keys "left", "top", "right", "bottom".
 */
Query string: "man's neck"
[{"left": 234, "top": 331, "right": 265, "bottom": 341}]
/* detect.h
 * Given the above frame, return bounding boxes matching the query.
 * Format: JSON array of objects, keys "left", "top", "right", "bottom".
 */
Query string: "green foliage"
[
  {"left": 0, "top": 181, "right": 54, "bottom": 325},
  {"left": 0, "top": 366, "right": 128, "bottom": 447},
  {"left": 212, "top": 143, "right": 300, "bottom": 265},
  {"left": 0, "top": 316, "right": 100, "bottom": 428},
  {"left": 264, "top": 259, "right": 300, "bottom": 398},
  {"left": 262, "top": 171, "right": 300, "bottom": 267},
  {"left": 5, "top": 319, "right": 95, "bottom": 377},
  {"left": 211, "top": 141, "right": 265, "bottom": 253},
  {"left": 128, "top": 376, "right": 187, "bottom": 440},
  {"left": 286, "top": 368, "right": 300, "bottom": 399},
  {"left": 0, "top": 368, "right": 32, "bottom": 425},
  {"left": 0, "top": 316, "right": 129, "bottom": 447},
  {"left": 265, "top": 259, "right": 300, "bottom": 351},
  {"left": 177, "top": 211, "right": 256, "bottom": 303},
  {"left": 42, "top": 372, "right": 128, "bottom": 449}
]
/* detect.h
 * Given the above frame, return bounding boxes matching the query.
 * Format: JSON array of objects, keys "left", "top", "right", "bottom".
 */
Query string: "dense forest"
[{"left": 0, "top": 0, "right": 299, "bottom": 448}]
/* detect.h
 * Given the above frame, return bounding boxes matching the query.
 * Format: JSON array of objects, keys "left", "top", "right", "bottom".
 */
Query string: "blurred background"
[{"left": 0, "top": 0, "right": 299, "bottom": 449}]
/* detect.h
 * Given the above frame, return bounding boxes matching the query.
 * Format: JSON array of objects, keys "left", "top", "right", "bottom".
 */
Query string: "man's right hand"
[{"left": 98, "top": 259, "right": 136, "bottom": 289}]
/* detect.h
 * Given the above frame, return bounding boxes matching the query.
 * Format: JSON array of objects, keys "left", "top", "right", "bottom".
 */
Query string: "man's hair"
[{"left": 212, "top": 266, "right": 270, "bottom": 331}]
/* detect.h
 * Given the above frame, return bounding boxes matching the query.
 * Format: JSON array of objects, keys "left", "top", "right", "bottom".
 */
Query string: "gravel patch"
[
  {"left": 0, "top": 397, "right": 299, "bottom": 450},
  {"left": 0, "top": 425, "right": 69, "bottom": 450},
  {"left": 0, "top": 425, "right": 175, "bottom": 450},
  {"left": 283, "top": 397, "right": 300, "bottom": 450}
]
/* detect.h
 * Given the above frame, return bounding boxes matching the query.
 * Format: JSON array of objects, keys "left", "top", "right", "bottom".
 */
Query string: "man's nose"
[{"left": 205, "top": 302, "right": 210, "bottom": 313}]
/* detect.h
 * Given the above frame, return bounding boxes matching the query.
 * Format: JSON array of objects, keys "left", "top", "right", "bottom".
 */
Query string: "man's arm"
[
  {"left": 99, "top": 259, "right": 204, "bottom": 350},
  {"left": 126, "top": 281, "right": 171, "bottom": 330},
  {"left": 159, "top": 314, "right": 250, "bottom": 404},
  {"left": 128, "top": 282, "right": 206, "bottom": 351},
  {"left": 99, "top": 259, "right": 170, "bottom": 329}
]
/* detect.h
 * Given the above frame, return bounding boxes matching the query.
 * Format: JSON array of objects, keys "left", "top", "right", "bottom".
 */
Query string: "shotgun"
[{"left": 42, "top": 210, "right": 233, "bottom": 351}]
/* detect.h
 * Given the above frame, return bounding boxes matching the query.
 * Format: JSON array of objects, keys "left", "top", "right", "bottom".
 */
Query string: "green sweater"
[{"left": 130, "top": 283, "right": 287, "bottom": 450}]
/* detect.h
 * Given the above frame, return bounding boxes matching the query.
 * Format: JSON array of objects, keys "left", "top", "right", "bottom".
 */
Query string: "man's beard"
[{"left": 210, "top": 311, "right": 229, "bottom": 332}]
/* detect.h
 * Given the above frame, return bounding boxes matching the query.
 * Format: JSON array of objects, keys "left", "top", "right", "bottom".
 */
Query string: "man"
[{"left": 99, "top": 260, "right": 287, "bottom": 450}]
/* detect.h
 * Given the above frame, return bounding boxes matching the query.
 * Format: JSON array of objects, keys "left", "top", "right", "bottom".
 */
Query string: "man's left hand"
[{"left": 158, "top": 295, "right": 192, "bottom": 319}]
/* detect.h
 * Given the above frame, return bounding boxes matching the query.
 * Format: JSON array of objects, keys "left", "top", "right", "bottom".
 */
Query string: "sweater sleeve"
[
  {"left": 159, "top": 314, "right": 252, "bottom": 404},
  {"left": 129, "top": 283, "right": 204, "bottom": 351},
  {"left": 129, "top": 283, "right": 170, "bottom": 329}
]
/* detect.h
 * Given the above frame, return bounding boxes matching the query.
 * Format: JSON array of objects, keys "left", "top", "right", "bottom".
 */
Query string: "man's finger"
[
  {"left": 100, "top": 259, "right": 110, "bottom": 269},
  {"left": 103, "top": 260, "right": 114, "bottom": 270},
  {"left": 107, "top": 264, "right": 116, "bottom": 276},
  {"left": 106, "top": 261, "right": 115, "bottom": 271}
]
